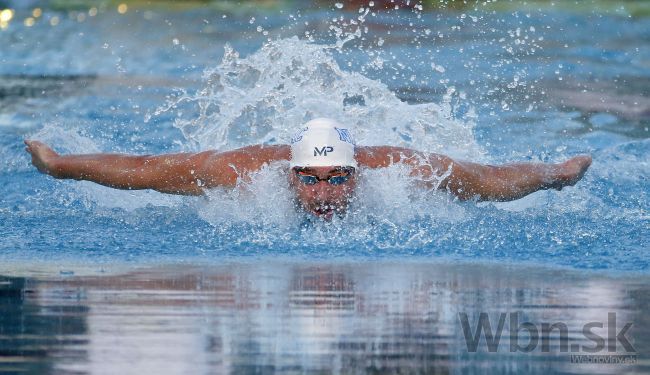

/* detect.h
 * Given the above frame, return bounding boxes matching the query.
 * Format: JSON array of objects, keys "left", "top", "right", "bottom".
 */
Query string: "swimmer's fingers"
[
  {"left": 552, "top": 154, "right": 592, "bottom": 189},
  {"left": 24, "top": 139, "right": 59, "bottom": 175},
  {"left": 24, "top": 139, "right": 33, "bottom": 154},
  {"left": 564, "top": 155, "right": 592, "bottom": 184},
  {"left": 24, "top": 139, "right": 50, "bottom": 150},
  {"left": 24, "top": 139, "right": 44, "bottom": 154}
]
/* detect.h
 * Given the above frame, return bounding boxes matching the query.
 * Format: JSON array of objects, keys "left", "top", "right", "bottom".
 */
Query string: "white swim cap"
[{"left": 290, "top": 118, "right": 357, "bottom": 168}]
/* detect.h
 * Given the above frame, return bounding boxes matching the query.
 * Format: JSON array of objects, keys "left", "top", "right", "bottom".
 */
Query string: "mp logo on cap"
[{"left": 314, "top": 146, "right": 334, "bottom": 156}]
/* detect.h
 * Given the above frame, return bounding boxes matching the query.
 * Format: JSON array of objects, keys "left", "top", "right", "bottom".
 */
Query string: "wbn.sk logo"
[
  {"left": 314, "top": 146, "right": 334, "bottom": 156},
  {"left": 458, "top": 312, "right": 636, "bottom": 354}
]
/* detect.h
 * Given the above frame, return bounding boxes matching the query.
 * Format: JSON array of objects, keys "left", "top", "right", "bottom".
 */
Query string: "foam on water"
[{"left": 192, "top": 159, "right": 467, "bottom": 249}]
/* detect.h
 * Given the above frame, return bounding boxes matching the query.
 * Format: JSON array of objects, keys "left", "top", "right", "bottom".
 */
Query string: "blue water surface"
[{"left": 0, "top": 3, "right": 648, "bottom": 272}]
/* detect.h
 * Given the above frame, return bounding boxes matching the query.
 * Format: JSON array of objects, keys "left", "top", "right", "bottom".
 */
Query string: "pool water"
[{"left": 0, "top": 1, "right": 648, "bottom": 373}]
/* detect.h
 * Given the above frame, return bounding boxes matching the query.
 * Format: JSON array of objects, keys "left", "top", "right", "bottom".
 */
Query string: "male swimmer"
[{"left": 25, "top": 118, "right": 591, "bottom": 221}]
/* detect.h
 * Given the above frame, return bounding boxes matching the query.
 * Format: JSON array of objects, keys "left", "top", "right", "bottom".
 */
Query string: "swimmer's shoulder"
[
  {"left": 240, "top": 144, "right": 291, "bottom": 163},
  {"left": 355, "top": 145, "right": 420, "bottom": 168},
  {"left": 202, "top": 144, "right": 290, "bottom": 169},
  {"left": 195, "top": 144, "right": 290, "bottom": 185}
]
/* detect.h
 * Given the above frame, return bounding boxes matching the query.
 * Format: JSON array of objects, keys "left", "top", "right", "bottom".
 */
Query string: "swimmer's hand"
[
  {"left": 548, "top": 155, "right": 592, "bottom": 190},
  {"left": 25, "top": 140, "right": 61, "bottom": 177}
]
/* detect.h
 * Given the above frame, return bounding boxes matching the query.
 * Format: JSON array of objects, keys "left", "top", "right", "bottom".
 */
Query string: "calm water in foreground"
[{"left": 0, "top": 261, "right": 648, "bottom": 374}]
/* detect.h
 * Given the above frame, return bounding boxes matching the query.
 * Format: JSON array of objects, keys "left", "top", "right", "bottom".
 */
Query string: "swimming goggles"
[{"left": 293, "top": 167, "right": 355, "bottom": 185}]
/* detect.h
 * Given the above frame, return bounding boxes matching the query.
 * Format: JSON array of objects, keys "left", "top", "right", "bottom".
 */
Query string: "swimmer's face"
[{"left": 289, "top": 166, "right": 357, "bottom": 221}]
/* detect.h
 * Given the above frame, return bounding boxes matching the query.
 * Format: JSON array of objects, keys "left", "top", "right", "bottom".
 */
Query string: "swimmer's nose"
[{"left": 311, "top": 181, "right": 336, "bottom": 201}]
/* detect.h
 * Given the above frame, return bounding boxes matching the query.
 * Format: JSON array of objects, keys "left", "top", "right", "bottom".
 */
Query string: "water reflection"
[
  {"left": 0, "top": 262, "right": 647, "bottom": 374},
  {"left": 0, "top": 276, "right": 88, "bottom": 373}
]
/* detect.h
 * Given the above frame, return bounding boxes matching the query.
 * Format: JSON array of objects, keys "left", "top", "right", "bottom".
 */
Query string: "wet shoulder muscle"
[
  {"left": 197, "top": 144, "right": 290, "bottom": 187},
  {"left": 355, "top": 146, "right": 437, "bottom": 169}
]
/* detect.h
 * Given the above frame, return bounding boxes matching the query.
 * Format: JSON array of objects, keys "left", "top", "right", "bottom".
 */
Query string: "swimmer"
[{"left": 25, "top": 118, "right": 592, "bottom": 220}]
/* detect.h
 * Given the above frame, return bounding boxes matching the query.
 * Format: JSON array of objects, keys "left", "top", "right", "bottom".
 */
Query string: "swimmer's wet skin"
[{"left": 24, "top": 118, "right": 592, "bottom": 221}]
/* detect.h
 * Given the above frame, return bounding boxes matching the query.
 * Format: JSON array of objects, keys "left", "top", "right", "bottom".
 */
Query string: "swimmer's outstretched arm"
[
  {"left": 356, "top": 146, "right": 592, "bottom": 202},
  {"left": 24, "top": 140, "right": 290, "bottom": 195}
]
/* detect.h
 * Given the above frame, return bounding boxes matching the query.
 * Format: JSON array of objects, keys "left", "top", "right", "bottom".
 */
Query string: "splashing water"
[
  {"left": 147, "top": 37, "right": 482, "bottom": 159},
  {"left": 29, "top": 35, "right": 480, "bottom": 233},
  {"left": 140, "top": 36, "right": 480, "bottom": 236}
]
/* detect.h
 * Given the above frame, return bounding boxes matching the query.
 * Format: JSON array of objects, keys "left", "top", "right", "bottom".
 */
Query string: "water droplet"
[
  {"left": 431, "top": 63, "right": 445, "bottom": 73},
  {"left": 335, "top": 3, "right": 343, "bottom": 9}
]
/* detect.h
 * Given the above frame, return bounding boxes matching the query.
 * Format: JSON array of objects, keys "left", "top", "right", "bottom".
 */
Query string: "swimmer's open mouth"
[
  {"left": 312, "top": 207, "right": 333, "bottom": 215},
  {"left": 311, "top": 206, "right": 334, "bottom": 219}
]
